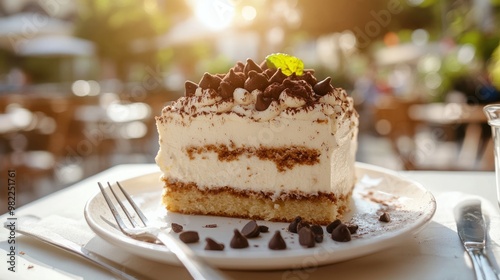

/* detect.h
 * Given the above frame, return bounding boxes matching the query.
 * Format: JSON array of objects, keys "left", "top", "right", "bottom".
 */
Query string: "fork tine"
[
  {"left": 98, "top": 182, "right": 129, "bottom": 233},
  {"left": 107, "top": 182, "right": 139, "bottom": 227},
  {"left": 116, "top": 181, "right": 149, "bottom": 225}
]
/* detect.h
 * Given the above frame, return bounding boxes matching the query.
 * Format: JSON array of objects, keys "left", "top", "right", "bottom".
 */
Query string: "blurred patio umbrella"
[
  {"left": 16, "top": 35, "right": 95, "bottom": 57},
  {"left": 0, "top": 12, "right": 72, "bottom": 51}
]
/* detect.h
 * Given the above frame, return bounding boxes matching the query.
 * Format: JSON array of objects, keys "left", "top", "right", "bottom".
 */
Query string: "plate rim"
[{"left": 84, "top": 162, "right": 437, "bottom": 270}]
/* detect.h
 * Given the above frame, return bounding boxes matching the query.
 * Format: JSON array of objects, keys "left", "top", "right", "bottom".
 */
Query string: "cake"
[{"left": 155, "top": 54, "right": 359, "bottom": 225}]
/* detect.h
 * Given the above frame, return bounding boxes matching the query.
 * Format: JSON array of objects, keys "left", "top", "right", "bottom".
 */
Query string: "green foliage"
[{"left": 74, "top": 0, "right": 167, "bottom": 81}]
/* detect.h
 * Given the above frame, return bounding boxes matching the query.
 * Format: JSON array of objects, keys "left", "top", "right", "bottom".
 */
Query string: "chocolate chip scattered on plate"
[
  {"left": 241, "top": 220, "right": 260, "bottom": 238},
  {"left": 298, "top": 227, "right": 315, "bottom": 248},
  {"left": 326, "top": 219, "right": 341, "bottom": 234},
  {"left": 230, "top": 229, "right": 249, "bottom": 249},
  {"left": 171, "top": 223, "right": 183, "bottom": 233},
  {"left": 204, "top": 238, "right": 225, "bottom": 251},
  {"left": 269, "top": 231, "right": 287, "bottom": 250},
  {"left": 379, "top": 212, "right": 391, "bottom": 223},
  {"left": 179, "top": 231, "right": 199, "bottom": 243},
  {"left": 331, "top": 224, "right": 351, "bottom": 242}
]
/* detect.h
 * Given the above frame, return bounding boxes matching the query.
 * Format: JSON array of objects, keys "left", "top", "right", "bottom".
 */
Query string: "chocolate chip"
[
  {"left": 313, "top": 77, "right": 334, "bottom": 96},
  {"left": 288, "top": 216, "right": 302, "bottom": 233},
  {"left": 331, "top": 224, "right": 351, "bottom": 242},
  {"left": 255, "top": 93, "right": 273, "bottom": 111},
  {"left": 244, "top": 70, "right": 269, "bottom": 92},
  {"left": 171, "top": 223, "right": 183, "bottom": 233},
  {"left": 347, "top": 224, "right": 359, "bottom": 234},
  {"left": 185, "top": 81, "right": 198, "bottom": 97},
  {"left": 233, "top": 61, "right": 245, "bottom": 72},
  {"left": 263, "top": 68, "right": 277, "bottom": 78},
  {"left": 268, "top": 231, "right": 287, "bottom": 250},
  {"left": 219, "top": 81, "right": 235, "bottom": 99},
  {"left": 298, "top": 227, "right": 315, "bottom": 248},
  {"left": 269, "top": 68, "right": 287, "bottom": 84},
  {"left": 310, "top": 224, "right": 324, "bottom": 243},
  {"left": 263, "top": 82, "right": 285, "bottom": 99},
  {"left": 326, "top": 219, "right": 342, "bottom": 234},
  {"left": 379, "top": 212, "right": 391, "bottom": 223},
  {"left": 283, "top": 79, "right": 313, "bottom": 99},
  {"left": 259, "top": 60, "right": 269, "bottom": 71},
  {"left": 204, "top": 238, "right": 225, "bottom": 251},
  {"left": 300, "top": 71, "right": 318, "bottom": 87},
  {"left": 244, "top": 58, "right": 263, "bottom": 75},
  {"left": 230, "top": 229, "right": 249, "bottom": 249},
  {"left": 241, "top": 220, "right": 260, "bottom": 238},
  {"left": 198, "top": 72, "right": 222, "bottom": 90},
  {"left": 222, "top": 69, "right": 246, "bottom": 88},
  {"left": 203, "top": 224, "right": 217, "bottom": 228},
  {"left": 296, "top": 220, "right": 310, "bottom": 233},
  {"left": 179, "top": 231, "right": 199, "bottom": 243},
  {"left": 258, "top": 225, "right": 269, "bottom": 233}
]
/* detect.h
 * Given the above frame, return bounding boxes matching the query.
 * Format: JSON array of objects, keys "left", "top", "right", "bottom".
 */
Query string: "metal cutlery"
[
  {"left": 3, "top": 215, "right": 147, "bottom": 280},
  {"left": 455, "top": 199, "right": 499, "bottom": 280},
  {"left": 98, "top": 181, "right": 228, "bottom": 280}
]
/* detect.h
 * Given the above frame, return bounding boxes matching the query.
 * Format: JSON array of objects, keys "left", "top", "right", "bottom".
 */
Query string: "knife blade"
[
  {"left": 3, "top": 217, "right": 151, "bottom": 280},
  {"left": 455, "top": 199, "right": 499, "bottom": 280}
]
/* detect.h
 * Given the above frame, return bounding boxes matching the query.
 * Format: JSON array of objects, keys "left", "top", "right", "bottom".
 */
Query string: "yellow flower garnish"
[{"left": 265, "top": 53, "right": 304, "bottom": 76}]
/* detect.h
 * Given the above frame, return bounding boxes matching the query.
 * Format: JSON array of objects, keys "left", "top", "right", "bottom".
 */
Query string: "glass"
[{"left": 484, "top": 104, "right": 500, "bottom": 207}]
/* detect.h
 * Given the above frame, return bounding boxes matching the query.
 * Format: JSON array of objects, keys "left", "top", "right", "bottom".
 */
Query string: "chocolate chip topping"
[
  {"left": 259, "top": 59, "right": 269, "bottom": 71},
  {"left": 222, "top": 69, "right": 246, "bottom": 88},
  {"left": 379, "top": 212, "right": 391, "bottom": 223},
  {"left": 241, "top": 220, "right": 260, "bottom": 238},
  {"left": 171, "top": 223, "right": 183, "bottom": 233},
  {"left": 180, "top": 57, "right": 339, "bottom": 108},
  {"left": 245, "top": 70, "right": 270, "bottom": 92},
  {"left": 263, "top": 68, "right": 277, "bottom": 78},
  {"left": 233, "top": 61, "right": 245, "bottom": 72},
  {"left": 313, "top": 77, "right": 333, "bottom": 96},
  {"left": 204, "top": 238, "right": 225, "bottom": 251},
  {"left": 331, "top": 224, "right": 352, "bottom": 242},
  {"left": 185, "top": 81, "right": 198, "bottom": 97},
  {"left": 230, "top": 229, "right": 249, "bottom": 249},
  {"left": 244, "top": 58, "right": 263, "bottom": 75},
  {"left": 326, "top": 219, "right": 342, "bottom": 234},
  {"left": 258, "top": 225, "right": 269, "bottom": 233},
  {"left": 288, "top": 216, "right": 302, "bottom": 233},
  {"left": 269, "top": 68, "right": 287, "bottom": 84},
  {"left": 219, "top": 81, "right": 235, "bottom": 99},
  {"left": 199, "top": 72, "right": 222, "bottom": 90},
  {"left": 263, "top": 83, "right": 285, "bottom": 99},
  {"left": 268, "top": 231, "right": 287, "bottom": 250},
  {"left": 298, "top": 227, "right": 316, "bottom": 248},
  {"left": 301, "top": 71, "right": 318, "bottom": 87},
  {"left": 255, "top": 93, "right": 273, "bottom": 111},
  {"left": 179, "top": 231, "right": 199, "bottom": 243}
]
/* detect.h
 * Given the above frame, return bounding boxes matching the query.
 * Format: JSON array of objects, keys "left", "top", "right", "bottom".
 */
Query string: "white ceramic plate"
[{"left": 84, "top": 162, "right": 436, "bottom": 270}]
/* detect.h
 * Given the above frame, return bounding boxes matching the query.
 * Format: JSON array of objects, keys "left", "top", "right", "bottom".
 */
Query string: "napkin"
[
  {"left": 424, "top": 191, "right": 500, "bottom": 265},
  {"left": 12, "top": 214, "right": 190, "bottom": 279},
  {"left": 0, "top": 248, "right": 83, "bottom": 280}
]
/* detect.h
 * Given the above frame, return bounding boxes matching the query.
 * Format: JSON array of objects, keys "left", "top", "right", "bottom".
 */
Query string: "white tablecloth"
[{"left": 1, "top": 164, "right": 499, "bottom": 280}]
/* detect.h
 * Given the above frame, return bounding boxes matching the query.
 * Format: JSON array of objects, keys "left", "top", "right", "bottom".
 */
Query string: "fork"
[{"left": 98, "top": 182, "right": 228, "bottom": 280}]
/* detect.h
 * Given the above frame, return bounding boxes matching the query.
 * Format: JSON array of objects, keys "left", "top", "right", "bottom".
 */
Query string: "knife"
[
  {"left": 3, "top": 217, "right": 151, "bottom": 280},
  {"left": 455, "top": 199, "right": 500, "bottom": 280}
]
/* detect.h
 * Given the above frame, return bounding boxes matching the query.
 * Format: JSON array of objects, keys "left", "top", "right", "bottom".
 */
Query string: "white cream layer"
[{"left": 155, "top": 111, "right": 358, "bottom": 198}]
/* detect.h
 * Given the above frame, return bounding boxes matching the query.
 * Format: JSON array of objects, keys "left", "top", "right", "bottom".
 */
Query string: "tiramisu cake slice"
[{"left": 155, "top": 54, "right": 358, "bottom": 225}]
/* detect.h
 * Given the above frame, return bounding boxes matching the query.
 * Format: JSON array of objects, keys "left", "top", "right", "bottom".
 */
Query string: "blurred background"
[{"left": 1, "top": 0, "right": 500, "bottom": 207}]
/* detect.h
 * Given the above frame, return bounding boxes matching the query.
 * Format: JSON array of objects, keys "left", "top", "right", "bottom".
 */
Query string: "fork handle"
[
  {"left": 467, "top": 249, "right": 500, "bottom": 280},
  {"left": 156, "top": 231, "right": 228, "bottom": 280}
]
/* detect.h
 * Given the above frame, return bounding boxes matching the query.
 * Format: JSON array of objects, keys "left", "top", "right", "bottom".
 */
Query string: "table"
[{"left": 1, "top": 164, "right": 500, "bottom": 279}]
